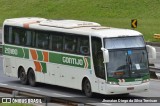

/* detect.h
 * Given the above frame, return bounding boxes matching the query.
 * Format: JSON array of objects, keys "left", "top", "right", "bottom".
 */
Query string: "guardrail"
[
  {"left": 150, "top": 67, "right": 160, "bottom": 72},
  {"left": 0, "top": 44, "right": 2, "bottom": 54},
  {"left": 149, "top": 66, "right": 160, "bottom": 79},
  {"left": 0, "top": 87, "right": 94, "bottom": 106}
]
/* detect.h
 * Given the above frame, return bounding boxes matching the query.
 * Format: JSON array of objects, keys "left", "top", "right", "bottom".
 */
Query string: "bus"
[{"left": 2, "top": 17, "right": 156, "bottom": 97}]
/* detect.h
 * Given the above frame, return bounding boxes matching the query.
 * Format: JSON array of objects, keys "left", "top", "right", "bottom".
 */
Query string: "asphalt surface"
[{"left": 0, "top": 29, "right": 160, "bottom": 106}]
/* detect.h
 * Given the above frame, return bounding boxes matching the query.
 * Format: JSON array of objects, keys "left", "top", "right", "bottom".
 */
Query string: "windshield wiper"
[{"left": 126, "top": 52, "right": 132, "bottom": 77}]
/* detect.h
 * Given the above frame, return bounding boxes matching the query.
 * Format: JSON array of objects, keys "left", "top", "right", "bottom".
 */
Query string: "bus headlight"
[
  {"left": 107, "top": 81, "right": 118, "bottom": 85},
  {"left": 142, "top": 79, "right": 149, "bottom": 83}
]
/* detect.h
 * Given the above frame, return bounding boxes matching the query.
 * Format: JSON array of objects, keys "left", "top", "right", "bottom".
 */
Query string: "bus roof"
[{"left": 3, "top": 17, "right": 142, "bottom": 38}]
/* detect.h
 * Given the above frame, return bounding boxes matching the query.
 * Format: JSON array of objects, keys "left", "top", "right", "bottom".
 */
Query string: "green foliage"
[
  {"left": 0, "top": 0, "right": 160, "bottom": 41},
  {"left": 0, "top": 103, "right": 32, "bottom": 106}
]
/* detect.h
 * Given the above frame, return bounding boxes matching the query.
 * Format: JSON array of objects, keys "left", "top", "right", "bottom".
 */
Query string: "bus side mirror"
[
  {"left": 101, "top": 48, "right": 109, "bottom": 63},
  {"left": 146, "top": 45, "right": 156, "bottom": 59}
]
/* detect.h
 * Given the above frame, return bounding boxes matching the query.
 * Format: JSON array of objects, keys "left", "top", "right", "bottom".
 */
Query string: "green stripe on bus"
[
  {"left": 107, "top": 77, "right": 119, "bottom": 82},
  {"left": 49, "top": 52, "right": 91, "bottom": 68},
  {"left": 3, "top": 45, "right": 91, "bottom": 69},
  {"left": 108, "top": 74, "right": 150, "bottom": 83},
  {"left": 49, "top": 52, "right": 62, "bottom": 64},
  {"left": 24, "top": 48, "right": 29, "bottom": 59},
  {"left": 41, "top": 62, "right": 47, "bottom": 73},
  {"left": 37, "top": 50, "right": 43, "bottom": 61}
]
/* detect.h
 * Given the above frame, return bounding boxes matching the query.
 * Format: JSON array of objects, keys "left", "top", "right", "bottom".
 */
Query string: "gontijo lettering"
[{"left": 62, "top": 56, "right": 83, "bottom": 66}]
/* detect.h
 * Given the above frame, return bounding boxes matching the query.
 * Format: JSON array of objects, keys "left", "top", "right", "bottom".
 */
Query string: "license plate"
[{"left": 127, "top": 87, "right": 134, "bottom": 90}]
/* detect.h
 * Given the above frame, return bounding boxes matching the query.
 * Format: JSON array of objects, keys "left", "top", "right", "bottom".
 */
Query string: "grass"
[
  {"left": 0, "top": 104, "right": 32, "bottom": 106},
  {"left": 0, "top": 0, "right": 160, "bottom": 42}
]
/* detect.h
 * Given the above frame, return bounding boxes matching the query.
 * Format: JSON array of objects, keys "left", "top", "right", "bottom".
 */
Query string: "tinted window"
[
  {"left": 64, "top": 35, "right": 77, "bottom": 53},
  {"left": 77, "top": 36, "right": 90, "bottom": 55},
  {"left": 4, "top": 26, "right": 90, "bottom": 56},
  {"left": 92, "top": 37, "right": 105, "bottom": 79},
  {"left": 25, "top": 30, "right": 36, "bottom": 47},
  {"left": 51, "top": 32, "right": 63, "bottom": 51},
  {"left": 105, "top": 36, "right": 145, "bottom": 49},
  {"left": 36, "top": 31, "right": 49, "bottom": 49},
  {"left": 12, "top": 27, "right": 25, "bottom": 45},
  {"left": 50, "top": 32, "right": 90, "bottom": 55}
]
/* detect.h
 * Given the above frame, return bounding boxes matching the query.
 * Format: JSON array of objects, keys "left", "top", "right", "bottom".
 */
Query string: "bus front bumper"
[{"left": 106, "top": 82, "right": 149, "bottom": 94}]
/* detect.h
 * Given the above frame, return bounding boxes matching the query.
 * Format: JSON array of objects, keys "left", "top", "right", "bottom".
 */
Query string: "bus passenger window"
[
  {"left": 4, "top": 26, "right": 12, "bottom": 44},
  {"left": 77, "top": 37, "right": 89, "bottom": 55},
  {"left": 12, "top": 28, "right": 20, "bottom": 45},
  {"left": 64, "top": 35, "right": 77, "bottom": 53},
  {"left": 14, "top": 32, "right": 20, "bottom": 45},
  {"left": 36, "top": 31, "right": 49, "bottom": 49},
  {"left": 25, "top": 31, "right": 32, "bottom": 46},
  {"left": 12, "top": 27, "right": 25, "bottom": 45},
  {"left": 8, "top": 27, "right": 13, "bottom": 44},
  {"left": 52, "top": 34, "right": 63, "bottom": 51},
  {"left": 80, "top": 46, "right": 89, "bottom": 55}
]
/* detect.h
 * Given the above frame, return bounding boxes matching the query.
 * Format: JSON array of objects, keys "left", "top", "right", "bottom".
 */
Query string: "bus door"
[
  {"left": 91, "top": 37, "right": 106, "bottom": 94},
  {"left": 4, "top": 57, "right": 16, "bottom": 76},
  {"left": 46, "top": 63, "right": 57, "bottom": 85},
  {"left": 4, "top": 57, "right": 12, "bottom": 76}
]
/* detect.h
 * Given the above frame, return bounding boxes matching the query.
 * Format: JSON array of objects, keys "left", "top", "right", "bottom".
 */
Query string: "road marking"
[
  {"left": 150, "top": 79, "right": 160, "bottom": 81},
  {"left": 12, "top": 86, "right": 18, "bottom": 88},
  {"left": 52, "top": 92, "right": 72, "bottom": 97},
  {"left": 157, "top": 52, "right": 160, "bottom": 55},
  {"left": 100, "top": 103, "right": 112, "bottom": 106},
  {"left": 20, "top": 87, "right": 40, "bottom": 92},
  {"left": 0, "top": 83, "right": 8, "bottom": 86}
]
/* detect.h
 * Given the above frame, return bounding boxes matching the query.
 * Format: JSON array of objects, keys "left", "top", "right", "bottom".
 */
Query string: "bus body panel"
[
  {"left": 105, "top": 82, "right": 149, "bottom": 94},
  {"left": 3, "top": 44, "right": 93, "bottom": 90}
]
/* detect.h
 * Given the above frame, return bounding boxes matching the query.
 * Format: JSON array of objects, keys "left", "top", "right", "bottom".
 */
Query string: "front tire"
[
  {"left": 28, "top": 69, "right": 37, "bottom": 87},
  {"left": 19, "top": 67, "right": 28, "bottom": 85},
  {"left": 83, "top": 79, "right": 93, "bottom": 97}
]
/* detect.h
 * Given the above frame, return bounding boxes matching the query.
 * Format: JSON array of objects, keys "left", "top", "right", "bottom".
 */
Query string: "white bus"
[{"left": 2, "top": 17, "right": 156, "bottom": 97}]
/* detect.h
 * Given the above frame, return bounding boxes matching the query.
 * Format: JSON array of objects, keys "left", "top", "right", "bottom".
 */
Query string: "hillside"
[{"left": 0, "top": 0, "right": 160, "bottom": 41}]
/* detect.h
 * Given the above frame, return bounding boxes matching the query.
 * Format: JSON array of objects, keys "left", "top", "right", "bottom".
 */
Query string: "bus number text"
[{"left": 5, "top": 47, "right": 18, "bottom": 56}]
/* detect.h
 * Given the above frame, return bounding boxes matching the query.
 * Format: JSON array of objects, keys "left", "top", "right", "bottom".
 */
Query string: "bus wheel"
[
  {"left": 83, "top": 79, "right": 93, "bottom": 97},
  {"left": 19, "top": 67, "right": 28, "bottom": 85},
  {"left": 28, "top": 69, "right": 37, "bottom": 87}
]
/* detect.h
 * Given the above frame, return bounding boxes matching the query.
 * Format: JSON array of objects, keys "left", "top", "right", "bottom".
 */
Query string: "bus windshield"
[
  {"left": 104, "top": 36, "right": 145, "bottom": 49},
  {"left": 107, "top": 49, "right": 149, "bottom": 78},
  {"left": 104, "top": 36, "right": 149, "bottom": 78}
]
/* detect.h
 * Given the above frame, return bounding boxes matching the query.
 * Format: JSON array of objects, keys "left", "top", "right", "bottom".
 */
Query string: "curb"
[
  {"left": 146, "top": 42, "right": 160, "bottom": 47},
  {"left": 150, "top": 79, "right": 160, "bottom": 81}
]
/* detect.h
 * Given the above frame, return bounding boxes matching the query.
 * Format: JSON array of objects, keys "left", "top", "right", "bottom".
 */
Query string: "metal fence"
[{"left": 0, "top": 44, "right": 2, "bottom": 54}]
